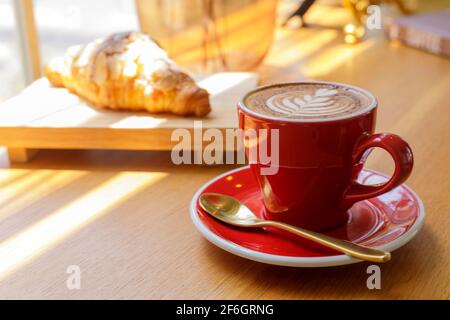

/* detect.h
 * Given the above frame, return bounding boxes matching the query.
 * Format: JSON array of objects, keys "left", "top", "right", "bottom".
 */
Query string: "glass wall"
[
  {"left": 0, "top": 0, "right": 23, "bottom": 101},
  {"left": 35, "top": 0, "right": 138, "bottom": 62},
  {"left": 0, "top": 0, "right": 138, "bottom": 101}
]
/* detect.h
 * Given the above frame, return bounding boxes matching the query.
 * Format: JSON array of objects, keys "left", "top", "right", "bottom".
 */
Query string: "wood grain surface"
[
  {"left": 0, "top": 3, "right": 449, "bottom": 299},
  {"left": 0, "top": 73, "right": 258, "bottom": 154}
]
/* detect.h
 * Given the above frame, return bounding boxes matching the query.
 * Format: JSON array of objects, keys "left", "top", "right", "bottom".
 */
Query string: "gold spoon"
[{"left": 199, "top": 193, "right": 391, "bottom": 263}]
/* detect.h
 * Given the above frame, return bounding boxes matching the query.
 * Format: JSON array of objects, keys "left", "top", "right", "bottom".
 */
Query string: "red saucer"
[{"left": 190, "top": 166, "right": 424, "bottom": 267}]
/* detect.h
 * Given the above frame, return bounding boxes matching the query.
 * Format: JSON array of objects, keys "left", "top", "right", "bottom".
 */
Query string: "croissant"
[{"left": 45, "top": 31, "right": 211, "bottom": 117}]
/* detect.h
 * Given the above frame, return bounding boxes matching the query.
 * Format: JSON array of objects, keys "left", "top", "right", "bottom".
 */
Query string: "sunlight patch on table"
[
  {"left": 265, "top": 30, "right": 338, "bottom": 67},
  {"left": 305, "top": 39, "right": 376, "bottom": 77},
  {"left": 0, "top": 171, "right": 167, "bottom": 281},
  {"left": 109, "top": 116, "right": 167, "bottom": 129},
  {"left": 0, "top": 170, "right": 54, "bottom": 216},
  {"left": 0, "top": 171, "right": 88, "bottom": 223}
]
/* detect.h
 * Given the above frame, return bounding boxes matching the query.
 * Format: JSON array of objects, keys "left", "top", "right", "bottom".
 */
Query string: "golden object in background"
[
  {"left": 344, "top": 0, "right": 413, "bottom": 27},
  {"left": 343, "top": 23, "right": 366, "bottom": 44},
  {"left": 286, "top": 0, "right": 413, "bottom": 44},
  {"left": 343, "top": 0, "right": 413, "bottom": 44},
  {"left": 45, "top": 32, "right": 211, "bottom": 117},
  {"left": 136, "top": 0, "right": 278, "bottom": 73}
]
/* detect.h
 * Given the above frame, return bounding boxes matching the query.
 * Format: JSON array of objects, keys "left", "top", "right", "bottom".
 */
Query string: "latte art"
[
  {"left": 265, "top": 88, "right": 357, "bottom": 117},
  {"left": 244, "top": 83, "right": 374, "bottom": 120}
]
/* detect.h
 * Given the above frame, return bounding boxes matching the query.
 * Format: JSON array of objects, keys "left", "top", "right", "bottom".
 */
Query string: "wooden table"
[{"left": 0, "top": 4, "right": 449, "bottom": 299}]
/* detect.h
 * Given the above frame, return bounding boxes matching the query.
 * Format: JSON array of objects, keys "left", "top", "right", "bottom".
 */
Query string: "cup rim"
[{"left": 238, "top": 80, "right": 378, "bottom": 123}]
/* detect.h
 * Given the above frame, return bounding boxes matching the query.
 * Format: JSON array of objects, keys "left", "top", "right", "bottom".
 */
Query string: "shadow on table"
[
  {"left": 7, "top": 149, "right": 241, "bottom": 174},
  {"left": 0, "top": 147, "right": 441, "bottom": 299},
  {"left": 0, "top": 167, "right": 174, "bottom": 291}
]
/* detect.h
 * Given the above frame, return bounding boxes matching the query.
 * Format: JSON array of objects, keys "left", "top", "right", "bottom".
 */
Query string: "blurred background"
[
  {"left": 1, "top": 0, "right": 449, "bottom": 101},
  {"left": 0, "top": 0, "right": 138, "bottom": 101}
]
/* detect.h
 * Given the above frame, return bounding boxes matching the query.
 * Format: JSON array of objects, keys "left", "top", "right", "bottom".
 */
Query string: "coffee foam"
[{"left": 244, "top": 83, "right": 374, "bottom": 120}]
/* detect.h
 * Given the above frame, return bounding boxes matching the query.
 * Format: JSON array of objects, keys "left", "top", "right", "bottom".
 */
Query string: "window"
[
  {"left": 0, "top": 0, "right": 139, "bottom": 101},
  {"left": 35, "top": 0, "right": 138, "bottom": 62},
  {"left": 0, "top": 0, "right": 24, "bottom": 101}
]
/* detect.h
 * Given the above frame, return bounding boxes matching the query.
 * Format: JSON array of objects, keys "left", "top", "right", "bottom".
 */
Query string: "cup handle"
[{"left": 342, "top": 133, "right": 413, "bottom": 208}]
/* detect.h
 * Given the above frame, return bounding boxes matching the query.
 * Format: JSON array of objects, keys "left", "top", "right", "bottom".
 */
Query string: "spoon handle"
[{"left": 264, "top": 221, "right": 391, "bottom": 263}]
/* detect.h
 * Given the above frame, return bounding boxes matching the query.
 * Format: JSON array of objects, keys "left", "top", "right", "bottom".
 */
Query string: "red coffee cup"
[{"left": 238, "top": 81, "right": 413, "bottom": 231}]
